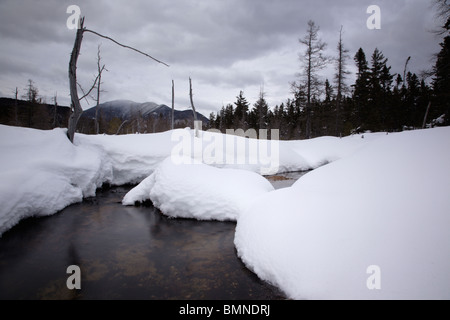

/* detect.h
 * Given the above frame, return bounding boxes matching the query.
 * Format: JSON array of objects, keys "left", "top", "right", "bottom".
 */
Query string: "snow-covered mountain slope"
[{"left": 82, "top": 99, "right": 208, "bottom": 122}]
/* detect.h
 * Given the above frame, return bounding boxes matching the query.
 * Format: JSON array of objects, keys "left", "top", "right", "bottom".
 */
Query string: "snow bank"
[
  {"left": 0, "top": 125, "right": 112, "bottom": 236},
  {"left": 2, "top": 123, "right": 449, "bottom": 299},
  {"left": 1, "top": 124, "right": 370, "bottom": 236},
  {"left": 75, "top": 128, "right": 374, "bottom": 186},
  {"left": 285, "top": 132, "right": 384, "bottom": 169},
  {"left": 74, "top": 130, "right": 175, "bottom": 185},
  {"left": 235, "top": 127, "right": 450, "bottom": 299},
  {"left": 123, "top": 156, "right": 274, "bottom": 221}
]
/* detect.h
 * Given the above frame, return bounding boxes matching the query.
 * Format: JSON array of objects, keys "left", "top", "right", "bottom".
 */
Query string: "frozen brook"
[{"left": 1, "top": 124, "right": 450, "bottom": 299}]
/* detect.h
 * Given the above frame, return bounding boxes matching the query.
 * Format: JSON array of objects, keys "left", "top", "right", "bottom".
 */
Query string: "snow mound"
[
  {"left": 74, "top": 130, "right": 175, "bottom": 185},
  {"left": 235, "top": 127, "right": 450, "bottom": 299},
  {"left": 0, "top": 124, "right": 372, "bottom": 236},
  {"left": 0, "top": 125, "right": 112, "bottom": 236},
  {"left": 123, "top": 156, "right": 274, "bottom": 221}
]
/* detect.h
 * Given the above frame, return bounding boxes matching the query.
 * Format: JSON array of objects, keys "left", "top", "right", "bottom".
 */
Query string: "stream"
[{"left": 0, "top": 172, "right": 306, "bottom": 300}]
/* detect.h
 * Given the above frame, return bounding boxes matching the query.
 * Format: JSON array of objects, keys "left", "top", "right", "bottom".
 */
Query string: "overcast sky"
[{"left": 0, "top": 0, "right": 444, "bottom": 116}]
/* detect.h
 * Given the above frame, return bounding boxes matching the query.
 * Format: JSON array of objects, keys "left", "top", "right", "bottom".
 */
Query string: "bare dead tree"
[
  {"left": 67, "top": 17, "right": 86, "bottom": 142},
  {"left": 432, "top": 0, "right": 450, "bottom": 35},
  {"left": 334, "top": 26, "right": 350, "bottom": 137},
  {"left": 52, "top": 92, "right": 58, "bottom": 128},
  {"left": 189, "top": 77, "right": 199, "bottom": 137},
  {"left": 423, "top": 102, "right": 432, "bottom": 129},
  {"left": 293, "top": 20, "right": 328, "bottom": 139},
  {"left": 403, "top": 56, "right": 411, "bottom": 86},
  {"left": 171, "top": 79, "right": 175, "bottom": 130},
  {"left": 83, "top": 29, "right": 169, "bottom": 67},
  {"left": 67, "top": 17, "right": 169, "bottom": 143},
  {"left": 95, "top": 45, "right": 107, "bottom": 134},
  {"left": 14, "top": 87, "right": 18, "bottom": 125}
]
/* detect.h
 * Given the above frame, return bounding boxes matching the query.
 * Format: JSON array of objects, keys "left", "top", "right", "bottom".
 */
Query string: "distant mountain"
[{"left": 81, "top": 100, "right": 208, "bottom": 123}]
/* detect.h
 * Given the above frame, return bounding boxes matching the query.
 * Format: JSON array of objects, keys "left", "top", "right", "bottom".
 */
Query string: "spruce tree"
[
  {"left": 353, "top": 48, "right": 370, "bottom": 131},
  {"left": 432, "top": 35, "right": 450, "bottom": 124},
  {"left": 251, "top": 90, "right": 269, "bottom": 130},
  {"left": 234, "top": 91, "right": 250, "bottom": 129},
  {"left": 369, "top": 48, "right": 393, "bottom": 131}
]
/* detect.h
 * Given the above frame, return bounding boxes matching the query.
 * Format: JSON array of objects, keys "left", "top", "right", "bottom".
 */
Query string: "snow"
[
  {"left": 0, "top": 125, "right": 112, "bottom": 235},
  {"left": 234, "top": 127, "right": 450, "bottom": 299},
  {"left": 1, "top": 123, "right": 449, "bottom": 299},
  {"left": 123, "top": 156, "right": 274, "bottom": 221},
  {"left": 74, "top": 130, "right": 175, "bottom": 185}
]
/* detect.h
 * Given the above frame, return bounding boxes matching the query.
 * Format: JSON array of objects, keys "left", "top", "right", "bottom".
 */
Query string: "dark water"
[{"left": 0, "top": 184, "right": 289, "bottom": 300}]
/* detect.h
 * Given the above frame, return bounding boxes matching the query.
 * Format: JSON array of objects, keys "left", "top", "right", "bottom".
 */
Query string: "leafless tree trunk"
[
  {"left": 171, "top": 79, "right": 175, "bottom": 130},
  {"left": 67, "top": 18, "right": 85, "bottom": 143},
  {"left": 95, "top": 45, "right": 107, "bottom": 134},
  {"left": 14, "top": 87, "right": 18, "bottom": 125},
  {"left": 66, "top": 16, "right": 168, "bottom": 143},
  {"left": 403, "top": 56, "right": 411, "bottom": 86},
  {"left": 422, "top": 102, "right": 432, "bottom": 129},
  {"left": 334, "top": 26, "right": 350, "bottom": 137},
  {"left": 296, "top": 20, "right": 328, "bottom": 139},
  {"left": 189, "top": 77, "right": 199, "bottom": 137},
  {"left": 52, "top": 92, "right": 58, "bottom": 128}
]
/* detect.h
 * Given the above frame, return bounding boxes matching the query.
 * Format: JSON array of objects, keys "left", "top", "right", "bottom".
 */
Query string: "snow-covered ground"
[
  {"left": 1, "top": 124, "right": 449, "bottom": 299},
  {"left": 123, "top": 156, "right": 274, "bottom": 221},
  {"left": 0, "top": 125, "right": 112, "bottom": 235},
  {"left": 235, "top": 127, "right": 450, "bottom": 299},
  {"left": 1, "top": 124, "right": 369, "bottom": 235}
]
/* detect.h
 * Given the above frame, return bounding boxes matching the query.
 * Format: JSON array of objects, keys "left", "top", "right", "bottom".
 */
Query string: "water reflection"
[{"left": 0, "top": 186, "right": 285, "bottom": 300}]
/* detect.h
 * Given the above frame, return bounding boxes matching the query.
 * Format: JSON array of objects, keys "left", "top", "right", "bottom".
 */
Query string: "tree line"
[
  {"left": 2, "top": 3, "right": 448, "bottom": 141},
  {"left": 0, "top": 79, "right": 70, "bottom": 130},
  {"left": 208, "top": 16, "right": 449, "bottom": 140}
]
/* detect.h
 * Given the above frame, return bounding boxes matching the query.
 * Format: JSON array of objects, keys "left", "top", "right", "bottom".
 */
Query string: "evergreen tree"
[
  {"left": 285, "top": 98, "right": 302, "bottom": 139},
  {"left": 369, "top": 48, "right": 393, "bottom": 131},
  {"left": 234, "top": 91, "right": 250, "bottom": 129},
  {"left": 251, "top": 89, "right": 269, "bottom": 130},
  {"left": 223, "top": 104, "right": 235, "bottom": 129},
  {"left": 320, "top": 79, "right": 335, "bottom": 136},
  {"left": 217, "top": 106, "right": 225, "bottom": 132},
  {"left": 405, "top": 72, "right": 421, "bottom": 126},
  {"left": 208, "top": 112, "right": 216, "bottom": 129},
  {"left": 418, "top": 79, "right": 432, "bottom": 126},
  {"left": 353, "top": 48, "right": 370, "bottom": 131},
  {"left": 432, "top": 35, "right": 450, "bottom": 124}
]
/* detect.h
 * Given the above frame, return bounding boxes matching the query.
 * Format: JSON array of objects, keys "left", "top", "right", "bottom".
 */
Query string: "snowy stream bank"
[{"left": 1, "top": 124, "right": 449, "bottom": 299}]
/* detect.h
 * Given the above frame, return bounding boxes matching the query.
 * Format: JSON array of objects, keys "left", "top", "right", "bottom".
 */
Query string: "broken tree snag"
[
  {"left": 422, "top": 101, "right": 432, "bottom": 129},
  {"left": 83, "top": 29, "right": 170, "bottom": 67},
  {"left": 66, "top": 17, "right": 169, "bottom": 143},
  {"left": 67, "top": 17, "right": 85, "bottom": 143},
  {"left": 172, "top": 79, "right": 175, "bottom": 130},
  {"left": 95, "top": 45, "right": 107, "bottom": 134},
  {"left": 189, "top": 77, "right": 199, "bottom": 137}
]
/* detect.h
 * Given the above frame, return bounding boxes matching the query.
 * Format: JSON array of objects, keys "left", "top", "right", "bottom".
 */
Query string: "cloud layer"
[{"left": 0, "top": 0, "right": 442, "bottom": 116}]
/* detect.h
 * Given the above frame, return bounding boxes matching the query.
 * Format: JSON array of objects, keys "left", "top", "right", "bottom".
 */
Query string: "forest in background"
[
  {"left": 208, "top": 17, "right": 450, "bottom": 139},
  {"left": 1, "top": 2, "right": 449, "bottom": 140}
]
